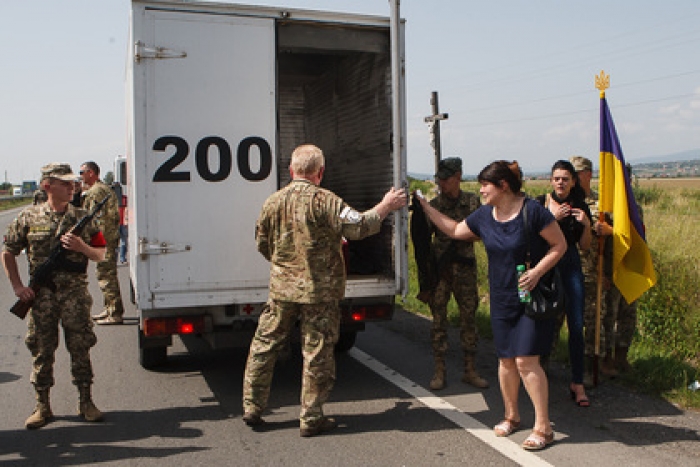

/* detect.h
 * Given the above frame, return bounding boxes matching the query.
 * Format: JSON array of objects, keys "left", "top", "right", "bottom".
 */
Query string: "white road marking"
[{"left": 349, "top": 348, "right": 554, "bottom": 467}]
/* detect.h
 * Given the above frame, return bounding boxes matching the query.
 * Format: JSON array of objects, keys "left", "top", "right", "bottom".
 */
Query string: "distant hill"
[
  {"left": 629, "top": 158, "right": 700, "bottom": 179},
  {"left": 628, "top": 149, "right": 700, "bottom": 164}
]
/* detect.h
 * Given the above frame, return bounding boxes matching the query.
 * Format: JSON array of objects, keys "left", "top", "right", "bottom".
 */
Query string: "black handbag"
[{"left": 522, "top": 200, "right": 566, "bottom": 320}]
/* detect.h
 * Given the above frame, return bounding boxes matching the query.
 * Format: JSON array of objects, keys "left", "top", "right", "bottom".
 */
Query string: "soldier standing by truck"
[
  {"left": 1, "top": 163, "right": 106, "bottom": 429},
  {"left": 424, "top": 157, "right": 487, "bottom": 390},
  {"left": 80, "top": 161, "right": 124, "bottom": 324},
  {"left": 242, "top": 144, "right": 407, "bottom": 437}
]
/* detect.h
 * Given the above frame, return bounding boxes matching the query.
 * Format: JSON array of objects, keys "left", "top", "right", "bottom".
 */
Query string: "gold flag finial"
[{"left": 595, "top": 70, "right": 609, "bottom": 98}]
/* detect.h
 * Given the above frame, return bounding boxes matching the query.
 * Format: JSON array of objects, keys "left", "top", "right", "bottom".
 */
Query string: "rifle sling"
[
  {"left": 436, "top": 242, "right": 475, "bottom": 269},
  {"left": 53, "top": 257, "right": 89, "bottom": 274},
  {"left": 451, "top": 256, "right": 475, "bottom": 266}
]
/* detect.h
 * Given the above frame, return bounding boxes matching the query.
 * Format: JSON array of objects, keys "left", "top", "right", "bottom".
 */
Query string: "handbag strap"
[{"left": 521, "top": 199, "right": 532, "bottom": 269}]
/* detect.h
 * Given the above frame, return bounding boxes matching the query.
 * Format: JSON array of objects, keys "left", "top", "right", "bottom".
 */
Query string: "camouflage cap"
[
  {"left": 435, "top": 157, "right": 463, "bottom": 180},
  {"left": 569, "top": 155, "right": 592, "bottom": 172},
  {"left": 40, "top": 163, "right": 79, "bottom": 182}
]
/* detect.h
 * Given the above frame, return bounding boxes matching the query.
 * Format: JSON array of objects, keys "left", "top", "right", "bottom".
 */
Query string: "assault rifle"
[{"left": 9, "top": 197, "right": 109, "bottom": 319}]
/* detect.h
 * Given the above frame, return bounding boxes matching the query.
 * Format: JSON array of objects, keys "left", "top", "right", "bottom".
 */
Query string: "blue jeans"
[
  {"left": 119, "top": 225, "right": 128, "bottom": 263},
  {"left": 558, "top": 246, "right": 585, "bottom": 384}
]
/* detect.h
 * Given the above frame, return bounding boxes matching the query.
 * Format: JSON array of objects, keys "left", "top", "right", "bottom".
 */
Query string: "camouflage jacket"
[
  {"left": 580, "top": 189, "right": 614, "bottom": 278},
  {"left": 428, "top": 190, "right": 480, "bottom": 262},
  {"left": 3, "top": 203, "right": 101, "bottom": 284},
  {"left": 256, "top": 179, "right": 382, "bottom": 304},
  {"left": 83, "top": 180, "right": 119, "bottom": 244}
]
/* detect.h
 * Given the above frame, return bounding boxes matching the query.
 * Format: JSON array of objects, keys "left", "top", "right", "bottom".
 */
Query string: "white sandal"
[{"left": 493, "top": 418, "right": 520, "bottom": 437}]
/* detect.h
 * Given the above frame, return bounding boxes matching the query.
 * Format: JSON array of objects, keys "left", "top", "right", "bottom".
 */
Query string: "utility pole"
[{"left": 424, "top": 91, "right": 448, "bottom": 175}]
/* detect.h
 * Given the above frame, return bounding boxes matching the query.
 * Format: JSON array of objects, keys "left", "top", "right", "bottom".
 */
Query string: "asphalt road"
[{"left": 0, "top": 205, "right": 698, "bottom": 466}]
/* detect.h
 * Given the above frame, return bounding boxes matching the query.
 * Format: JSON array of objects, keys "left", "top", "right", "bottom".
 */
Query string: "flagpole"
[{"left": 593, "top": 70, "right": 610, "bottom": 387}]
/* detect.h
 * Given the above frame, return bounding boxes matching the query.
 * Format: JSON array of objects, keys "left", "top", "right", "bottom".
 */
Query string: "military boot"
[
  {"left": 462, "top": 354, "right": 488, "bottom": 389},
  {"left": 25, "top": 388, "right": 52, "bottom": 430},
  {"left": 429, "top": 358, "right": 446, "bottom": 390},
  {"left": 614, "top": 346, "right": 632, "bottom": 373},
  {"left": 78, "top": 384, "right": 104, "bottom": 422}
]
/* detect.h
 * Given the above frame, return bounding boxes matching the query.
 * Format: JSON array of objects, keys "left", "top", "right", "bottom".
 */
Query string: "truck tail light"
[
  {"left": 350, "top": 309, "right": 365, "bottom": 321},
  {"left": 348, "top": 304, "right": 394, "bottom": 322},
  {"left": 143, "top": 316, "right": 206, "bottom": 337}
]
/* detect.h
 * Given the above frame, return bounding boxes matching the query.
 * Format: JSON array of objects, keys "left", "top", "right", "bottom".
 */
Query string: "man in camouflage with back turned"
[
  {"left": 80, "top": 161, "right": 124, "bottom": 325},
  {"left": 242, "top": 144, "right": 407, "bottom": 437},
  {"left": 1, "top": 163, "right": 107, "bottom": 429},
  {"left": 424, "top": 157, "right": 487, "bottom": 390}
]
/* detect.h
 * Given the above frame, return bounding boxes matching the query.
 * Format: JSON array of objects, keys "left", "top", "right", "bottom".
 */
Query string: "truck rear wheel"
[
  {"left": 335, "top": 331, "right": 357, "bottom": 353},
  {"left": 138, "top": 329, "right": 169, "bottom": 369},
  {"left": 140, "top": 345, "right": 167, "bottom": 369}
]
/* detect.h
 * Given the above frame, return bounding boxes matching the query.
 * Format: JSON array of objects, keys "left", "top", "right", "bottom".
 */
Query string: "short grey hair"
[{"left": 290, "top": 144, "right": 324, "bottom": 177}]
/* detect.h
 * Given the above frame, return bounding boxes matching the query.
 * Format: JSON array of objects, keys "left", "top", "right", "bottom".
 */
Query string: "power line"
[
  {"left": 437, "top": 14, "right": 700, "bottom": 94},
  {"left": 465, "top": 70, "right": 700, "bottom": 114},
  {"left": 456, "top": 93, "right": 698, "bottom": 129}
]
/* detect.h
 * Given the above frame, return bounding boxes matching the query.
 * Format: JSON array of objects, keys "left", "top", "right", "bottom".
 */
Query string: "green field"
[
  {"left": 0, "top": 197, "right": 32, "bottom": 211},
  {"left": 401, "top": 177, "right": 700, "bottom": 409}
]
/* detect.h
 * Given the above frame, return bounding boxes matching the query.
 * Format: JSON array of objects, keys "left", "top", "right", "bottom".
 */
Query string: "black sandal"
[{"left": 569, "top": 384, "right": 590, "bottom": 407}]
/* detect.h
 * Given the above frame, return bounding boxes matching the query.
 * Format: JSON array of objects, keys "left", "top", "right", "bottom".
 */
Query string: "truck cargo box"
[{"left": 127, "top": 0, "right": 407, "bottom": 368}]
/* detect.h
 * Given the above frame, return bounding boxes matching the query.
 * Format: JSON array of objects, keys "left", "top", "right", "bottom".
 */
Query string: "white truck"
[{"left": 126, "top": 0, "right": 407, "bottom": 368}]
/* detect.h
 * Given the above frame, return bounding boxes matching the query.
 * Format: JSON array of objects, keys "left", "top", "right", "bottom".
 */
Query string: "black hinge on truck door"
[{"left": 134, "top": 41, "right": 187, "bottom": 62}]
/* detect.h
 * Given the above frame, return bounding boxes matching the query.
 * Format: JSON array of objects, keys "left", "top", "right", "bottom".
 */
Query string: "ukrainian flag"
[{"left": 599, "top": 94, "right": 656, "bottom": 304}]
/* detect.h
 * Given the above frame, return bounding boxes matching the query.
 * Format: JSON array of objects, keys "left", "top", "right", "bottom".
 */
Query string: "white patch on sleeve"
[{"left": 340, "top": 206, "right": 361, "bottom": 224}]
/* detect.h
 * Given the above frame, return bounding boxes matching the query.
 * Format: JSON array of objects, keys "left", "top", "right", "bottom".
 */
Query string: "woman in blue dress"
[{"left": 417, "top": 160, "right": 566, "bottom": 451}]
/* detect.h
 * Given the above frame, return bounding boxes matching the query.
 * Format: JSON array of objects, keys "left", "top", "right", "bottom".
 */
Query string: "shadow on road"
[{"left": 0, "top": 405, "right": 219, "bottom": 466}]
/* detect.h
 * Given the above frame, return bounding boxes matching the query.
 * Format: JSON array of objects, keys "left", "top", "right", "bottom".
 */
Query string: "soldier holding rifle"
[{"left": 1, "top": 163, "right": 107, "bottom": 429}]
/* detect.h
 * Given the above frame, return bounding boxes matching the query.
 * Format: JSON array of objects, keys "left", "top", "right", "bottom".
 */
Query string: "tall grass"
[
  {"left": 400, "top": 177, "right": 700, "bottom": 408},
  {"left": 631, "top": 181, "right": 700, "bottom": 406}
]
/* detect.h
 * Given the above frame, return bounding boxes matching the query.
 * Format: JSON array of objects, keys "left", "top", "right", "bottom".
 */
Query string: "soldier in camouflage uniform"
[
  {"left": 242, "top": 144, "right": 407, "bottom": 437},
  {"left": 426, "top": 157, "right": 487, "bottom": 390},
  {"left": 570, "top": 156, "right": 615, "bottom": 385},
  {"left": 1, "top": 163, "right": 107, "bottom": 429},
  {"left": 80, "top": 161, "right": 124, "bottom": 325}
]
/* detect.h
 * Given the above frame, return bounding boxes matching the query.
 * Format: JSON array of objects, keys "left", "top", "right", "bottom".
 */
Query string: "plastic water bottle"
[{"left": 517, "top": 265, "right": 531, "bottom": 303}]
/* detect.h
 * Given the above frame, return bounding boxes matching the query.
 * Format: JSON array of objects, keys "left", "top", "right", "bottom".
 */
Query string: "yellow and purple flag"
[{"left": 599, "top": 95, "right": 656, "bottom": 303}]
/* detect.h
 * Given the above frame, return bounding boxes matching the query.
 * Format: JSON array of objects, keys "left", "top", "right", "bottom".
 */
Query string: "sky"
[{"left": 1, "top": 0, "right": 699, "bottom": 183}]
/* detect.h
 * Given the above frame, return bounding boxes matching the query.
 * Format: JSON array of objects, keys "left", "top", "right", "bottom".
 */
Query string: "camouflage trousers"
[
  {"left": 582, "top": 277, "right": 610, "bottom": 357},
  {"left": 26, "top": 282, "right": 97, "bottom": 390},
  {"left": 96, "top": 241, "right": 124, "bottom": 318},
  {"left": 428, "top": 263, "right": 479, "bottom": 358},
  {"left": 242, "top": 299, "right": 340, "bottom": 428},
  {"left": 605, "top": 286, "right": 638, "bottom": 350}
]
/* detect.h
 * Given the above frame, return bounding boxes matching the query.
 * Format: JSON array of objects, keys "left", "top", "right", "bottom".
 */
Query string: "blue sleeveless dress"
[{"left": 467, "top": 198, "right": 557, "bottom": 358}]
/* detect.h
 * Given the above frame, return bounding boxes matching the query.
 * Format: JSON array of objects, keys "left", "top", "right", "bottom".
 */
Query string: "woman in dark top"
[
  {"left": 417, "top": 160, "right": 566, "bottom": 451},
  {"left": 537, "top": 160, "right": 592, "bottom": 407}
]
